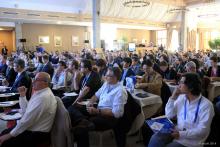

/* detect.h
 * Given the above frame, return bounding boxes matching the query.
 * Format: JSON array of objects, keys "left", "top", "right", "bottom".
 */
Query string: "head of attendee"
[
  {"left": 210, "top": 56, "right": 218, "bottom": 68},
  {"left": 159, "top": 61, "right": 169, "bottom": 72},
  {"left": 6, "top": 57, "right": 14, "bottom": 68},
  {"left": 13, "top": 59, "right": 25, "bottom": 73},
  {"left": 96, "top": 59, "right": 107, "bottom": 73},
  {"left": 131, "top": 56, "right": 139, "bottom": 66},
  {"left": 122, "top": 57, "right": 132, "bottom": 69},
  {"left": 185, "top": 61, "right": 196, "bottom": 73},
  {"left": 179, "top": 73, "right": 202, "bottom": 97},
  {"left": 42, "top": 55, "right": 49, "bottom": 64},
  {"left": 142, "top": 59, "right": 154, "bottom": 74},
  {"left": 68, "top": 60, "right": 79, "bottom": 71},
  {"left": 106, "top": 67, "right": 122, "bottom": 85},
  {"left": 57, "top": 61, "right": 67, "bottom": 72},
  {"left": 80, "top": 59, "right": 92, "bottom": 75},
  {"left": 33, "top": 72, "right": 51, "bottom": 91},
  {"left": 96, "top": 59, "right": 107, "bottom": 78}
]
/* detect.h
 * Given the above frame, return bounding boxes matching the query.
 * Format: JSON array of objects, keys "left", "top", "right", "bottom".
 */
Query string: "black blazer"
[
  {"left": 120, "top": 68, "right": 135, "bottom": 86},
  {"left": 10, "top": 71, "right": 31, "bottom": 93},
  {"left": 5, "top": 67, "right": 17, "bottom": 87},
  {"left": 0, "top": 64, "right": 8, "bottom": 76},
  {"left": 207, "top": 66, "right": 220, "bottom": 77},
  {"left": 40, "top": 62, "right": 54, "bottom": 79}
]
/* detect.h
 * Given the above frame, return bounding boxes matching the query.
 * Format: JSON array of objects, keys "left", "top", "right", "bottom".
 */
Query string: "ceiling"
[{"left": 0, "top": 0, "right": 219, "bottom": 29}]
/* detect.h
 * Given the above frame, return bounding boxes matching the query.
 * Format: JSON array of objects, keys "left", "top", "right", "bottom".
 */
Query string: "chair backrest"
[
  {"left": 115, "top": 91, "right": 141, "bottom": 133},
  {"left": 113, "top": 91, "right": 141, "bottom": 147},
  {"left": 51, "top": 96, "right": 74, "bottom": 147}
]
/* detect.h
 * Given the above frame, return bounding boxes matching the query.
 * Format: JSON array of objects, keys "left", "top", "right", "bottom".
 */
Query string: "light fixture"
[
  {"left": 167, "top": 7, "right": 189, "bottom": 13},
  {"left": 123, "top": 0, "right": 150, "bottom": 8}
]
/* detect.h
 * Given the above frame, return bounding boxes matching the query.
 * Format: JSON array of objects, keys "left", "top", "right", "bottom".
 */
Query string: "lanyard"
[
  {"left": 81, "top": 73, "right": 91, "bottom": 90},
  {"left": 184, "top": 96, "right": 202, "bottom": 123}
]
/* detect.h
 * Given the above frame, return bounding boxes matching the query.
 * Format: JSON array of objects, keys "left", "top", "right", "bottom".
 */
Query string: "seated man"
[
  {"left": 40, "top": 54, "right": 54, "bottom": 79},
  {"left": 0, "top": 72, "right": 57, "bottom": 147},
  {"left": 135, "top": 60, "right": 162, "bottom": 96},
  {"left": 62, "top": 59, "right": 101, "bottom": 108},
  {"left": 148, "top": 73, "right": 214, "bottom": 147},
  {"left": 120, "top": 57, "right": 135, "bottom": 86},
  {"left": 3, "top": 59, "right": 31, "bottom": 95},
  {"left": 3, "top": 57, "right": 17, "bottom": 87},
  {"left": 68, "top": 67, "right": 127, "bottom": 147},
  {"left": 0, "top": 55, "right": 8, "bottom": 76}
]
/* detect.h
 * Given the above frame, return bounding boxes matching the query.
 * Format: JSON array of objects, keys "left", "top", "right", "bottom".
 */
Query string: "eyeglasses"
[
  {"left": 178, "top": 80, "right": 185, "bottom": 84},
  {"left": 33, "top": 78, "right": 47, "bottom": 83},
  {"left": 105, "top": 74, "right": 114, "bottom": 77}
]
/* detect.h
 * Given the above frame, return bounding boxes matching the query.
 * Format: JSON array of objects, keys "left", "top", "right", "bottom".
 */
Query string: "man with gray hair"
[
  {"left": 185, "top": 61, "right": 197, "bottom": 73},
  {"left": 0, "top": 72, "right": 57, "bottom": 147}
]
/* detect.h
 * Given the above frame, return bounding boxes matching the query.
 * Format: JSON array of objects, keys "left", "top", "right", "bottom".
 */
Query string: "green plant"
[
  {"left": 208, "top": 38, "right": 220, "bottom": 50},
  {"left": 208, "top": 40, "right": 216, "bottom": 49}
]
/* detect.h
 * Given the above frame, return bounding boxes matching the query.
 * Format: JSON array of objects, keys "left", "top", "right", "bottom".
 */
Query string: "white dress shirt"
[
  {"left": 165, "top": 94, "right": 214, "bottom": 147},
  {"left": 10, "top": 87, "right": 57, "bottom": 137},
  {"left": 95, "top": 82, "right": 127, "bottom": 118}
]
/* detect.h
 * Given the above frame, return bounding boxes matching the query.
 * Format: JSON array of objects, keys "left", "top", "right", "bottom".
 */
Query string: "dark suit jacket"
[
  {"left": 10, "top": 71, "right": 31, "bottom": 93},
  {"left": 0, "top": 64, "right": 8, "bottom": 76},
  {"left": 5, "top": 67, "right": 17, "bottom": 87},
  {"left": 40, "top": 62, "right": 54, "bottom": 78},
  {"left": 120, "top": 68, "right": 135, "bottom": 86}
]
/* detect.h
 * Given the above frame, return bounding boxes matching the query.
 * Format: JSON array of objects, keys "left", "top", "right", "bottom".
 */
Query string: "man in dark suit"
[
  {"left": 4, "top": 57, "right": 17, "bottom": 87},
  {"left": 0, "top": 56, "right": 8, "bottom": 76},
  {"left": 4, "top": 59, "right": 31, "bottom": 99},
  {"left": 41, "top": 55, "right": 54, "bottom": 79},
  {"left": 1, "top": 46, "right": 8, "bottom": 56},
  {"left": 120, "top": 57, "right": 135, "bottom": 86}
]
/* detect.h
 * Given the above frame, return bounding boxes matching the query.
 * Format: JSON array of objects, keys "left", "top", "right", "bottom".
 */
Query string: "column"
[
  {"left": 15, "top": 22, "right": 22, "bottom": 50},
  {"left": 92, "top": 0, "right": 101, "bottom": 48},
  {"left": 180, "top": 9, "right": 187, "bottom": 52}
]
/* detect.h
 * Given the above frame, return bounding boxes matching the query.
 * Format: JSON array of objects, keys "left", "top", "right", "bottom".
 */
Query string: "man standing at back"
[{"left": 0, "top": 72, "right": 57, "bottom": 147}]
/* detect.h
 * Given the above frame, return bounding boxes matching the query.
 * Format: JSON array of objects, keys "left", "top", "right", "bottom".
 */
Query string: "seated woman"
[
  {"left": 64, "top": 60, "right": 82, "bottom": 92},
  {"left": 206, "top": 56, "right": 220, "bottom": 81},
  {"left": 135, "top": 59, "right": 162, "bottom": 96},
  {"left": 52, "top": 61, "right": 72, "bottom": 87}
]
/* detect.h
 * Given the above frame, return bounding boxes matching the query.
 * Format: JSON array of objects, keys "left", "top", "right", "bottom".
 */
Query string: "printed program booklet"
[{"left": 145, "top": 115, "right": 175, "bottom": 133}]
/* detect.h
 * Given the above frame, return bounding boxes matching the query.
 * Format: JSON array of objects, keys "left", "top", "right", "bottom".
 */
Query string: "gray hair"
[{"left": 185, "top": 61, "right": 196, "bottom": 69}]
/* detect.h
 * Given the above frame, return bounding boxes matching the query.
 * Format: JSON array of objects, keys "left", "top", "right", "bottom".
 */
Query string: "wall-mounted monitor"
[{"left": 128, "top": 43, "right": 136, "bottom": 52}]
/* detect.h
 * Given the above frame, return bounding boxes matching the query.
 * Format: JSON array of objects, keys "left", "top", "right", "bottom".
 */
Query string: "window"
[
  {"left": 203, "top": 31, "right": 220, "bottom": 49},
  {"left": 157, "top": 30, "right": 167, "bottom": 47}
]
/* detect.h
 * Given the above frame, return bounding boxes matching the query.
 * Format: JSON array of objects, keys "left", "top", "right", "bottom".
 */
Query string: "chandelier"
[
  {"left": 123, "top": 0, "right": 150, "bottom": 8},
  {"left": 167, "top": 7, "right": 189, "bottom": 13}
]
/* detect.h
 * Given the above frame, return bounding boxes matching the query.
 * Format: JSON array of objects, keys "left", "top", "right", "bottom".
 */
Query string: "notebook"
[{"left": 145, "top": 116, "right": 174, "bottom": 133}]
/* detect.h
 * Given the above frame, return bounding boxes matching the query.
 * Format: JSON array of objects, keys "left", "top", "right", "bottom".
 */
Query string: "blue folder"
[{"left": 145, "top": 116, "right": 174, "bottom": 133}]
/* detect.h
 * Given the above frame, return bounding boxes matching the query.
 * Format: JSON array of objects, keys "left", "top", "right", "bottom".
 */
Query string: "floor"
[{"left": 0, "top": 120, "right": 146, "bottom": 147}]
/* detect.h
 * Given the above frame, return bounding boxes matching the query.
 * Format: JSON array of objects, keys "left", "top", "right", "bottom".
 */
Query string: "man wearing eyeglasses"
[
  {"left": 0, "top": 72, "right": 57, "bottom": 147},
  {"left": 148, "top": 73, "right": 214, "bottom": 147},
  {"left": 62, "top": 59, "right": 101, "bottom": 108},
  {"left": 68, "top": 67, "right": 127, "bottom": 147}
]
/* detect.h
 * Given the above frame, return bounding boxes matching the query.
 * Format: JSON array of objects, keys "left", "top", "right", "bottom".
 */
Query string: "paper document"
[
  {"left": 0, "top": 113, "right": 22, "bottom": 121},
  {"left": 63, "top": 92, "right": 78, "bottom": 97}
]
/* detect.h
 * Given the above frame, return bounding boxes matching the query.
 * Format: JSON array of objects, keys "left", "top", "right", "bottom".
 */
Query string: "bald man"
[{"left": 0, "top": 72, "right": 57, "bottom": 147}]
